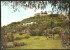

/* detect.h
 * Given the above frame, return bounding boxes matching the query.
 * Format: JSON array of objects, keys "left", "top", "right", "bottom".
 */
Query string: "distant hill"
[{"left": 1, "top": 13, "right": 69, "bottom": 36}]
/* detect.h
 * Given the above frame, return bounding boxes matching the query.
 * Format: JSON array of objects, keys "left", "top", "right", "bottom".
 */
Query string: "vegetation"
[
  {"left": 1, "top": 0, "right": 70, "bottom": 49},
  {"left": 1, "top": 13, "right": 70, "bottom": 49},
  {"left": 4, "top": 36, "right": 66, "bottom": 49},
  {"left": 1, "top": 1, "right": 69, "bottom": 13}
]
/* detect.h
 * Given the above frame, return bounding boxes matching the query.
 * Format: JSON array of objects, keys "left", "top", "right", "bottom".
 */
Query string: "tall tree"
[{"left": 1, "top": 1, "right": 69, "bottom": 13}]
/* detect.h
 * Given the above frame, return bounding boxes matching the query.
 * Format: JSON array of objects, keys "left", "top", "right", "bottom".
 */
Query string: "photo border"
[{"left": 0, "top": 0, "right": 70, "bottom": 50}]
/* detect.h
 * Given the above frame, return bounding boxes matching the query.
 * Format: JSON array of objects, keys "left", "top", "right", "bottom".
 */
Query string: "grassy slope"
[{"left": 8, "top": 33, "right": 65, "bottom": 49}]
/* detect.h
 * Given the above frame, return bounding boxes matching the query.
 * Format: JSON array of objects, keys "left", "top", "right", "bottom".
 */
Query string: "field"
[{"left": 7, "top": 33, "right": 65, "bottom": 49}]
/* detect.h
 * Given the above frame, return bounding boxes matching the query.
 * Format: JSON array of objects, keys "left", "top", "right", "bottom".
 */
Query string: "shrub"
[
  {"left": 24, "top": 35, "right": 30, "bottom": 39},
  {"left": 46, "top": 29, "right": 52, "bottom": 34},
  {"left": 2, "top": 43, "right": 15, "bottom": 48},
  {"left": 6, "top": 43, "right": 15, "bottom": 48},
  {"left": 54, "top": 34, "right": 60, "bottom": 40},
  {"left": 7, "top": 34, "right": 14, "bottom": 42},
  {"left": 52, "top": 27, "right": 64, "bottom": 34},
  {"left": 15, "top": 37, "right": 24, "bottom": 40},
  {"left": 19, "top": 33, "right": 23, "bottom": 35},
  {"left": 24, "top": 33, "right": 30, "bottom": 39},
  {"left": 13, "top": 41, "right": 25, "bottom": 47},
  {"left": 49, "top": 14, "right": 58, "bottom": 17}
]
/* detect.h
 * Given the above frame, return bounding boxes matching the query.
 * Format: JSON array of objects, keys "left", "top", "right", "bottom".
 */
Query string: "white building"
[
  {"left": 35, "top": 11, "right": 53, "bottom": 16},
  {"left": 23, "top": 22, "right": 36, "bottom": 26}
]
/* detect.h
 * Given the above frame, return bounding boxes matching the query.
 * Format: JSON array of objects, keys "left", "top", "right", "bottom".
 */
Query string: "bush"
[
  {"left": 19, "top": 33, "right": 23, "bottom": 35},
  {"left": 2, "top": 43, "right": 15, "bottom": 48},
  {"left": 24, "top": 33, "right": 30, "bottom": 39},
  {"left": 6, "top": 34, "right": 14, "bottom": 42},
  {"left": 54, "top": 34, "right": 60, "bottom": 40},
  {"left": 49, "top": 14, "right": 58, "bottom": 17},
  {"left": 13, "top": 41, "right": 25, "bottom": 47},
  {"left": 46, "top": 29, "right": 52, "bottom": 34},
  {"left": 6, "top": 43, "right": 15, "bottom": 48},
  {"left": 24, "top": 35, "right": 30, "bottom": 39},
  {"left": 52, "top": 27, "right": 64, "bottom": 34},
  {"left": 15, "top": 37, "right": 24, "bottom": 40}
]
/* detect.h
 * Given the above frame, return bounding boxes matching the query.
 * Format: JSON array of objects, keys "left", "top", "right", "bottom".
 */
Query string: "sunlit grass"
[{"left": 7, "top": 35, "right": 65, "bottom": 49}]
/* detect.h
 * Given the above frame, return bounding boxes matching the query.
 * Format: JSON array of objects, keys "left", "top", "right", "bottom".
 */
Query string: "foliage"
[
  {"left": 24, "top": 33, "right": 30, "bottom": 39},
  {"left": 1, "top": 1, "right": 69, "bottom": 13},
  {"left": 1, "top": 14, "right": 69, "bottom": 36},
  {"left": 1, "top": 13, "right": 69, "bottom": 49},
  {"left": 13, "top": 41, "right": 26, "bottom": 47},
  {"left": 15, "top": 37, "right": 24, "bottom": 40}
]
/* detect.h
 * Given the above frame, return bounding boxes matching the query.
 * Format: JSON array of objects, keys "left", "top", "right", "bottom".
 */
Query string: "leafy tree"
[{"left": 1, "top": 1, "right": 69, "bottom": 13}]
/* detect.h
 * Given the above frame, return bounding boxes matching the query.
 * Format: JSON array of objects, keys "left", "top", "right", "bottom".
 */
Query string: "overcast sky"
[{"left": 1, "top": 2, "right": 54, "bottom": 27}]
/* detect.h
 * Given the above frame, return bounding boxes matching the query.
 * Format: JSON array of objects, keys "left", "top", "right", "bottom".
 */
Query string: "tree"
[{"left": 1, "top": 1, "right": 69, "bottom": 13}]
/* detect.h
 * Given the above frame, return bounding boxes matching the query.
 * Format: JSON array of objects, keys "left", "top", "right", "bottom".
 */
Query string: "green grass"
[{"left": 7, "top": 35, "right": 65, "bottom": 49}]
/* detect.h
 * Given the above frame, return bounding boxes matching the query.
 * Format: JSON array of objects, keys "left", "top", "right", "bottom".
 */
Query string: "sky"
[{"left": 1, "top": 2, "right": 54, "bottom": 27}]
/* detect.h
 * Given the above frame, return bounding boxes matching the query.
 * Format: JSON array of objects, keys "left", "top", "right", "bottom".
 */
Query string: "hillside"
[
  {"left": 1, "top": 13, "right": 69, "bottom": 35},
  {"left": 1, "top": 13, "right": 70, "bottom": 49}
]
